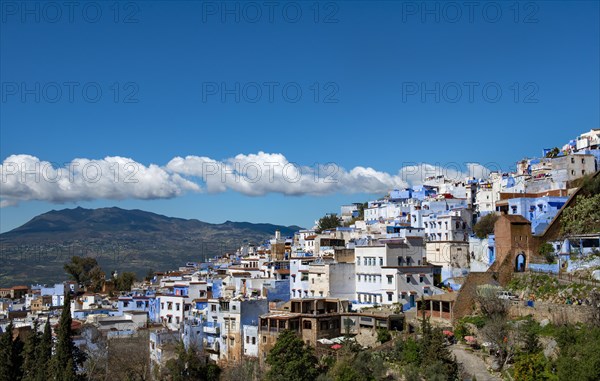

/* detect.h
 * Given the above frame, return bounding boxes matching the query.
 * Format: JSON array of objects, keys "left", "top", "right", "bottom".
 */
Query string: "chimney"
[{"left": 275, "top": 230, "right": 281, "bottom": 240}]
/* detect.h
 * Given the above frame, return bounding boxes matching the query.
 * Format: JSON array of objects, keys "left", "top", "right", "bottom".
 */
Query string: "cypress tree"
[
  {"left": 52, "top": 293, "right": 77, "bottom": 381},
  {"left": 0, "top": 321, "right": 24, "bottom": 381},
  {"left": 0, "top": 321, "right": 14, "bottom": 381},
  {"left": 21, "top": 320, "right": 40, "bottom": 381},
  {"left": 35, "top": 318, "right": 53, "bottom": 381}
]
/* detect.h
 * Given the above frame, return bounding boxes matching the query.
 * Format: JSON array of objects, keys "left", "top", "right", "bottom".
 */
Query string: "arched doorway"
[{"left": 515, "top": 252, "right": 526, "bottom": 272}]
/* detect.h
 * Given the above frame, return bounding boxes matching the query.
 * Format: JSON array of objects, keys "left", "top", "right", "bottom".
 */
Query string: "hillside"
[{"left": 0, "top": 207, "right": 302, "bottom": 286}]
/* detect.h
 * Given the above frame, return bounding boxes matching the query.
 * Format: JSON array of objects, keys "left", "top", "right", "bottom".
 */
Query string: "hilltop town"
[{"left": 1, "top": 129, "right": 599, "bottom": 380}]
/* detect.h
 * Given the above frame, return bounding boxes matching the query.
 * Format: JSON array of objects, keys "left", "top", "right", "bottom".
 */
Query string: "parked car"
[{"left": 497, "top": 290, "right": 518, "bottom": 300}]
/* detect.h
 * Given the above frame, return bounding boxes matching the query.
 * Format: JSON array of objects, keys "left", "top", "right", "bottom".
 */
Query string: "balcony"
[{"left": 203, "top": 322, "right": 220, "bottom": 335}]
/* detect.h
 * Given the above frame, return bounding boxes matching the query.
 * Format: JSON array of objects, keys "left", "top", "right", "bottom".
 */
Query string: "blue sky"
[{"left": 1, "top": 1, "right": 599, "bottom": 232}]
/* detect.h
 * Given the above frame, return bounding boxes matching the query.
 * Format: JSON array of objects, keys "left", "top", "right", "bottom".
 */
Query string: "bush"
[
  {"left": 538, "top": 243, "right": 556, "bottom": 264},
  {"left": 454, "top": 320, "right": 470, "bottom": 342},
  {"left": 376, "top": 328, "right": 391, "bottom": 344}
]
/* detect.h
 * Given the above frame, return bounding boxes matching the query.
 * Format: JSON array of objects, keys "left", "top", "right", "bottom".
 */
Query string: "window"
[
  {"left": 406, "top": 275, "right": 411, "bottom": 283},
  {"left": 263, "top": 336, "right": 266, "bottom": 343},
  {"left": 246, "top": 336, "right": 249, "bottom": 344},
  {"left": 387, "top": 293, "right": 393, "bottom": 301},
  {"left": 379, "top": 257, "right": 383, "bottom": 266},
  {"left": 387, "top": 275, "right": 393, "bottom": 284},
  {"left": 211, "top": 305, "right": 216, "bottom": 312},
  {"left": 303, "top": 320, "right": 312, "bottom": 329},
  {"left": 176, "top": 303, "right": 180, "bottom": 311},
  {"left": 419, "top": 276, "right": 424, "bottom": 283},
  {"left": 252, "top": 337, "right": 256, "bottom": 345}
]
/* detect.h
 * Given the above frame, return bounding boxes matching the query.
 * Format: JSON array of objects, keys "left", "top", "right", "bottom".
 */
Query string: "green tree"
[
  {"left": 0, "top": 321, "right": 24, "bottom": 381},
  {"left": 545, "top": 147, "right": 560, "bottom": 158},
  {"left": 164, "top": 341, "right": 220, "bottom": 381},
  {"left": 52, "top": 293, "right": 83, "bottom": 381},
  {"left": 64, "top": 256, "right": 105, "bottom": 291},
  {"left": 316, "top": 214, "right": 341, "bottom": 233},
  {"left": 520, "top": 319, "right": 541, "bottom": 355},
  {"left": 35, "top": 318, "right": 53, "bottom": 381},
  {"left": 114, "top": 272, "right": 137, "bottom": 291},
  {"left": 473, "top": 213, "right": 499, "bottom": 239},
  {"left": 265, "top": 330, "right": 320, "bottom": 381},
  {"left": 328, "top": 351, "right": 384, "bottom": 381},
  {"left": 357, "top": 202, "right": 368, "bottom": 219},
  {"left": 561, "top": 194, "right": 600, "bottom": 236},
  {"left": 419, "top": 314, "right": 459, "bottom": 380},
  {"left": 21, "top": 320, "right": 40, "bottom": 381},
  {"left": 398, "top": 337, "right": 421, "bottom": 365},
  {"left": 555, "top": 325, "right": 600, "bottom": 381},
  {"left": 538, "top": 243, "right": 556, "bottom": 264},
  {"left": 144, "top": 269, "right": 155, "bottom": 282},
  {"left": 514, "top": 352, "right": 553, "bottom": 381}
]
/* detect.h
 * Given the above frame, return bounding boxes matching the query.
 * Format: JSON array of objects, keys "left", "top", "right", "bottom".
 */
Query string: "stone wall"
[{"left": 509, "top": 301, "right": 592, "bottom": 325}]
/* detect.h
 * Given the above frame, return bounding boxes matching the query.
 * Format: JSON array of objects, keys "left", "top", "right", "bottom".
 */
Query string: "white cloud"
[
  {"left": 0, "top": 155, "right": 199, "bottom": 206},
  {"left": 1, "top": 152, "right": 493, "bottom": 206}
]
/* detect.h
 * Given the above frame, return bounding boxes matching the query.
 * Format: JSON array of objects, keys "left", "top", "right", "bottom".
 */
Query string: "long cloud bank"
[{"left": 0, "top": 153, "right": 491, "bottom": 206}]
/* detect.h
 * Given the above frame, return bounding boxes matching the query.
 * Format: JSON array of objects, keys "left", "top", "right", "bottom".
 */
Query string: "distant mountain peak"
[{"left": 0, "top": 207, "right": 303, "bottom": 286}]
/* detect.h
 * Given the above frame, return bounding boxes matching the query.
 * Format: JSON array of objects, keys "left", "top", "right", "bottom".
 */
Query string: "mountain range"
[{"left": 0, "top": 207, "right": 302, "bottom": 286}]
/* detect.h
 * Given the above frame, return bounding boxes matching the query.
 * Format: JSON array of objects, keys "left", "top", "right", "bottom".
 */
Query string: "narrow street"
[{"left": 451, "top": 344, "right": 502, "bottom": 381}]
